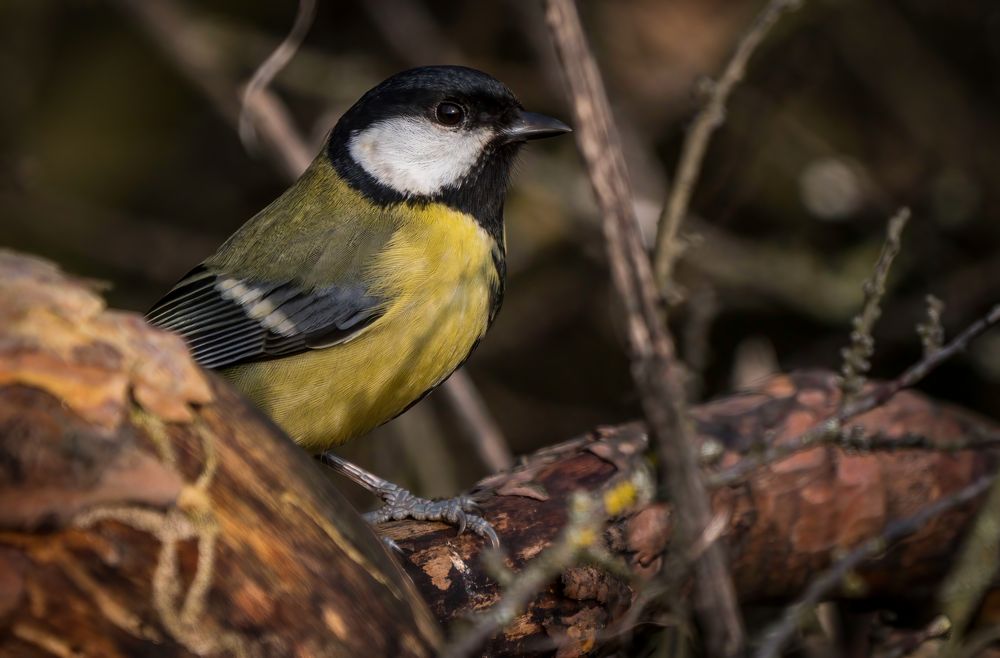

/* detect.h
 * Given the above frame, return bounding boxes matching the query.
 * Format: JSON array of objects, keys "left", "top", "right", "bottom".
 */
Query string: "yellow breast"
[{"left": 223, "top": 203, "right": 500, "bottom": 452}]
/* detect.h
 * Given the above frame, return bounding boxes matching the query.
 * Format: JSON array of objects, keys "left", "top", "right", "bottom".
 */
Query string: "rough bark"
[
  {"left": 387, "top": 374, "right": 998, "bottom": 655},
  {"left": 2, "top": 249, "right": 999, "bottom": 657},
  {"left": 0, "top": 250, "right": 441, "bottom": 658}
]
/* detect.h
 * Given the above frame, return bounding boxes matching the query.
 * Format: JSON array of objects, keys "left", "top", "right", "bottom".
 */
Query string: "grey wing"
[{"left": 146, "top": 265, "right": 382, "bottom": 369}]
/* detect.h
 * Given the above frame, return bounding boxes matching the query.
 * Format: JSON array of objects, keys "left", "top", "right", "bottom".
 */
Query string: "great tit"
[{"left": 147, "top": 66, "right": 570, "bottom": 543}]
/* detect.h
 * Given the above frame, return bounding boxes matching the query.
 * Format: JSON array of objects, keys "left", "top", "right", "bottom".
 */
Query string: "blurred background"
[{"left": 2, "top": 0, "right": 999, "bottom": 503}]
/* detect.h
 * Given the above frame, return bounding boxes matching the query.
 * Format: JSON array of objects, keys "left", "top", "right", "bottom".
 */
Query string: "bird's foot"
[
  {"left": 363, "top": 483, "right": 499, "bottom": 549},
  {"left": 318, "top": 452, "right": 500, "bottom": 549}
]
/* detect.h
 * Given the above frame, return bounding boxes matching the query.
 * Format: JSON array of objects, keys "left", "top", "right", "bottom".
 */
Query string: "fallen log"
[
  {"left": 2, "top": 249, "right": 998, "bottom": 657},
  {"left": 388, "top": 380, "right": 1000, "bottom": 655},
  {"left": 0, "top": 251, "right": 441, "bottom": 657}
]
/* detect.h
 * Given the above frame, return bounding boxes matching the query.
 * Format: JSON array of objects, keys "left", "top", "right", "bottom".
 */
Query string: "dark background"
[{"left": 3, "top": 0, "right": 999, "bottom": 503}]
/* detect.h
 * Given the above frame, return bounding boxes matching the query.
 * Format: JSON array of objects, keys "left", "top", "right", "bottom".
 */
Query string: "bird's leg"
[{"left": 318, "top": 452, "right": 500, "bottom": 549}]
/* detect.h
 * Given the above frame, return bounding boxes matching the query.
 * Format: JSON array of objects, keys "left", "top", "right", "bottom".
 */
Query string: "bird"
[{"left": 146, "top": 66, "right": 570, "bottom": 545}]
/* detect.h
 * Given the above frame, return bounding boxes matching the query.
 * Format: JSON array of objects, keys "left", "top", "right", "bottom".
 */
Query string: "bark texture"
[
  {"left": 0, "top": 250, "right": 441, "bottom": 658},
  {"left": 387, "top": 374, "right": 998, "bottom": 655},
  {"left": 2, "top": 249, "right": 999, "bottom": 657}
]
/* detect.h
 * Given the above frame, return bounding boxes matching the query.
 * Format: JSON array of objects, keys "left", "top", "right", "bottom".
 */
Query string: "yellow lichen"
[{"left": 602, "top": 480, "right": 637, "bottom": 516}]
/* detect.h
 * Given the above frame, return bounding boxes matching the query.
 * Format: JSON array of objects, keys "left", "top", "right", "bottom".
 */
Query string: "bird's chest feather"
[
  {"left": 290, "top": 203, "right": 502, "bottom": 446},
  {"left": 229, "top": 203, "right": 502, "bottom": 451},
  {"left": 367, "top": 204, "right": 500, "bottom": 376}
]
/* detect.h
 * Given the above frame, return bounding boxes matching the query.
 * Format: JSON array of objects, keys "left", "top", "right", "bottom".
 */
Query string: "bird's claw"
[{"left": 364, "top": 484, "right": 499, "bottom": 549}]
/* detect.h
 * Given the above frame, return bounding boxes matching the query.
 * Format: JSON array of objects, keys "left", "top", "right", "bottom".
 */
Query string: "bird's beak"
[{"left": 502, "top": 111, "right": 572, "bottom": 143}]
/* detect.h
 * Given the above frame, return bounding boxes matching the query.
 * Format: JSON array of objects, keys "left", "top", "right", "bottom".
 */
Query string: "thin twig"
[
  {"left": 954, "top": 623, "right": 1000, "bottom": 658},
  {"left": 117, "top": 0, "right": 511, "bottom": 472},
  {"left": 698, "top": 425, "right": 1000, "bottom": 466},
  {"left": 709, "top": 302, "right": 1000, "bottom": 488},
  {"left": 939, "top": 472, "right": 1000, "bottom": 656},
  {"left": 879, "top": 616, "right": 951, "bottom": 658},
  {"left": 681, "top": 284, "right": 718, "bottom": 400},
  {"left": 440, "top": 475, "right": 647, "bottom": 658},
  {"left": 543, "top": 0, "right": 745, "bottom": 654},
  {"left": 835, "top": 428, "right": 1000, "bottom": 453},
  {"left": 652, "top": 0, "right": 805, "bottom": 297},
  {"left": 917, "top": 295, "right": 945, "bottom": 357},
  {"left": 115, "top": 0, "right": 309, "bottom": 177},
  {"left": 439, "top": 374, "right": 513, "bottom": 472},
  {"left": 755, "top": 473, "right": 995, "bottom": 658},
  {"left": 238, "top": 0, "right": 316, "bottom": 156},
  {"left": 840, "top": 208, "right": 910, "bottom": 400}
]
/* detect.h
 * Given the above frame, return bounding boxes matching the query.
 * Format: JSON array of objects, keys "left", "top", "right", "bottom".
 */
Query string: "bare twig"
[
  {"left": 835, "top": 428, "right": 1000, "bottom": 453},
  {"left": 709, "top": 302, "right": 1000, "bottom": 488},
  {"left": 543, "top": 0, "right": 745, "bottom": 654},
  {"left": 238, "top": 0, "right": 317, "bottom": 156},
  {"left": 939, "top": 474, "right": 1000, "bottom": 656},
  {"left": 879, "top": 616, "right": 951, "bottom": 658},
  {"left": 652, "top": 0, "right": 805, "bottom": 297},
  {"left": 918, "top": 294, "right": 946, "bottom": 357},
  {"left": 440, "top": 475, "right": 648, "bottom": 658},
  {"left": 439, "top": 374, "right": 513, "bottom": 472},
  {"left": 682, "top": 284, "right": 719, "bottom": 400},
  {"left": 755, "top": 473, "right": 995, "bottom": 658},
  {"left": 115, "top": 0, "right": 309, "bottom": 177},
  {"left": 116, "top": 0, "right": 511, "bottom": 472},
  {"left": 840, "top": 208, "right": 910, "bottom": 400},
  {"left": 954, "top": 623, "right": 1000, "bottom": 658}
]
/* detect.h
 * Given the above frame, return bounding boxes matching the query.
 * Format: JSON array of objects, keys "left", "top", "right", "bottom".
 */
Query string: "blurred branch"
[
  {"left": 542, "top": 0, "right": 745, "bottom": 655},
  {"left": 652, "top": 0, "right": 804, "bottom": 298},
  {"left": 755, "top": 473, "right": 996, "bottom": 658},
  {"left": 389, "top": 370, "right": 1000, "bottom": 655},
  {"left": 880, "top": 617, "right": 952, "bottom": 658},
  {"left": 439, "top": 374, "right": 513, "bottom": 472},
  {"left": 238, "top": 0, "right": 316, "bottom": 156},
  {"left": 441, "top": 475, "right": 648, "bottom": 658},
  {"left": 940, "top": 473, "right": 1000, "bottom": 657},
  {"left": 688, "top": 218, "right": 906, "bottom": 323},
  {"left": 8, "top": 247, "right": 1000, "bottom": 656},
  {"left": 918, "top": 294, "right": 946, "bottom": 357},
  {"left": 362, "top": 0, "right": 462, "bottom": 66},
  {"left": 681, "top": 283, "right": 718, "bottom": 400},
  {"left": 114, "top": 0, "right": 307, "bottom": 178},
  {"left": 840, "top": 208, "right": 909, "bottom": 400},
  {"left": 709, "top": 301, "right": 1000, "bottom": 488},
  {"left": 116, "top": 0, "right": 510, "bottom": 475}
]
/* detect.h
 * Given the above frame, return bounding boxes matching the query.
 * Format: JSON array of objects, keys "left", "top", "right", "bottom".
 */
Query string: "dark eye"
[{"left": 435, "top": 102, "right": 464, "bottom": 126}]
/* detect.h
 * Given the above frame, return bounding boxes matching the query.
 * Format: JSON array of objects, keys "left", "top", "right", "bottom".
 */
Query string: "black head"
[{"left": 326, "top": 66, "right": 570, "bottom": 240}]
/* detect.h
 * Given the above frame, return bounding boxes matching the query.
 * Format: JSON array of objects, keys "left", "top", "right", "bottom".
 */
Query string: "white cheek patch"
[{"left": 348, "top": 116, "right": 492, "bottom": 196}]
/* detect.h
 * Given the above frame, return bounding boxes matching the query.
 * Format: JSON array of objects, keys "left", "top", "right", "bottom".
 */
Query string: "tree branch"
[
  {"left": 755, "top": 474, "right": 996, "bottom": 658},
  {"left": 652, "top": 0, "right": 805, "bottom": 297},
  {"left": 386, "top": 368, "right": 1000, "bottom": 655},
  {"left": 542, "top": 0, "right": 745, "bottom": 653},
  {"left": 3, "top": 250, "right": 1000, "bottom": 656},
  {"left": 708, "top": 301, "right": 1000, "bottom": 488}
]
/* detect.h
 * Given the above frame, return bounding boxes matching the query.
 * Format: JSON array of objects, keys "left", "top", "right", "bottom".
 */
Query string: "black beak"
[{"left": 502, "top": 111, "right": 572, "bottom": 143}]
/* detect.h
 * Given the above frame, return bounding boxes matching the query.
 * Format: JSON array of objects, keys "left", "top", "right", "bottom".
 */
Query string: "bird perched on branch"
[{"left": 147, "top": 66, "right": 570, "bottom": 545}]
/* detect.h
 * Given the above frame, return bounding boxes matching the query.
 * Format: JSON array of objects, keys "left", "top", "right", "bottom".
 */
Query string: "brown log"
[
  {"left": 0, "top": 250, "right": 441, "bottom": 657},
  {"left": 386, "top": 373, "right": 999, "bottom": 655},
  {"left": 3, "top": 249, "right": 1000, "bottom": 657}
]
